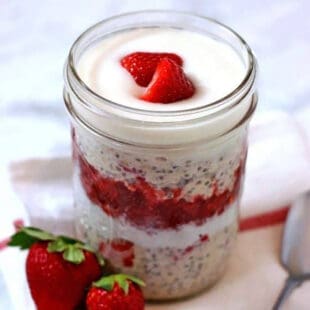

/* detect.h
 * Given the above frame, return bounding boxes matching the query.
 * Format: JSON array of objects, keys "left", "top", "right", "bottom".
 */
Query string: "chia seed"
[{"left": 156, "top": 156, "right": 167, "bottom": 162}]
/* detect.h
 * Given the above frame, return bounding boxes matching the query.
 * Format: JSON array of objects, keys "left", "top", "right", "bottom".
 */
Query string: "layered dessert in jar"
[{"left": 64, "top": 11, "right": 257, "bottom": 301}]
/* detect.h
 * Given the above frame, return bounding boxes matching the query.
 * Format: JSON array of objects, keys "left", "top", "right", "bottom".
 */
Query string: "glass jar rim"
[{"left": 65, "top": 10, "right": 257, "bottom": 121}]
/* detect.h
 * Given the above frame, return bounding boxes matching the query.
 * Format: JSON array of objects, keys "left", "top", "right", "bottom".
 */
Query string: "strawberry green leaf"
[
  {"left": 63, "top": 245, "right": 85, "bottom": 264},
  {"left": 47, "top": 237, "right": 102, "bottom": 265},
  {"left": 76, "top": 242, "right": 95, "bottom": 253},
  {"left": 47, "top": 238, "right": 67, "bottom": 252},
  {"left": 48, "top": 236, "right": 91, "bottom": 253},
  {"left": 8, "top": 231, "right": 38, "bottom": 249},
  {"left": 123, "top": 274, "right": 146, "bottom": 288},
  {"left": 8, "top": 227, "right": 55, "bottom": 249},
  {"left": 93, "top": 274, "right": 145, "bottom": 294},
  {"left": 75, "top": 242, "right": 106, "bottom": 265},
  {"left": 115, "top": 275, "right": 130, "bottom": 294},
  {"left": 22, "top": 227, "right": 55, "bottom": 241},
  {"left": 93, "top": 275, "right": 115, "bottom": 291},
  {"left": 8, "top": 226, "right": 102, "bottom": 266},
  {"left": 58, "top": 235, "right": 81, "bottom": 245}
]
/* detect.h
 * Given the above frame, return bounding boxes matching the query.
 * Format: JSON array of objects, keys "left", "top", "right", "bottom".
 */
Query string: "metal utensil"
[{"left": 273, "top": 191, "right": 310, "bottom": 310}]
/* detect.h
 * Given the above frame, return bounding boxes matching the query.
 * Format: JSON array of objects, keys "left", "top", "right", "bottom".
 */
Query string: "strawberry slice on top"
[
  {"left": 120, "top": 51, "right": 195, "bottom": 104},
  {"left": 120, "top": 52, "right": 183, "bottom": 87},
  {"left": 141, "top": 58, "right": 195, "bottom": 103}
]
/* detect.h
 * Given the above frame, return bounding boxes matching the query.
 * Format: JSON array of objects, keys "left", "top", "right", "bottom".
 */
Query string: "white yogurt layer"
[
  {"left": 87, "top": 199, "right": 237, "bottom": 249},
  {"left": 77, "top": 28, "right": 246, "bottom": 111},
  {"left": 71, "top": 28, "right": 253, "bottom": 145}
]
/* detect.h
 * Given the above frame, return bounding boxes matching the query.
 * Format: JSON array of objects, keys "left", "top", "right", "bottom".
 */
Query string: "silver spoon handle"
[{"left": 272, "top": 277, "right": 301, "bottom": 310}]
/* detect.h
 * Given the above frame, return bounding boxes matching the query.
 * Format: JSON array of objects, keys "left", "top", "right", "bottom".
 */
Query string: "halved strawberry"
[
  {"left": 120, "top": 52, "right": 183, "bottom": 87},
  {"left": 141, "top": 58, "right": 195, "bottom": 103}
]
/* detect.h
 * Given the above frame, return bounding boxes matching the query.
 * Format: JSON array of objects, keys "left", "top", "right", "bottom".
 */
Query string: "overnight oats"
[{"left": 63, "top": 11, "right": 257, "bottom": 300}]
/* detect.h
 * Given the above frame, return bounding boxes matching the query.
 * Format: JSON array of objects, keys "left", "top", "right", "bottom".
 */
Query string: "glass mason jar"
[{"left": 64, "top": 11, "right": 257, "bottom": 301}]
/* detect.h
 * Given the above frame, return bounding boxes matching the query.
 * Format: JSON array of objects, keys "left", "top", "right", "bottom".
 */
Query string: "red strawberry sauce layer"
[{"left": 74, "top": 139, "right": 243, "bottom": 231}]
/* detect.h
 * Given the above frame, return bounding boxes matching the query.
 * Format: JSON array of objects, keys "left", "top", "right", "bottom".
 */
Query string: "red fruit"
[
  {"left": 120, "top": 52, "right": 183, "bottom": 87},
  {"left": 86, "top": 274, "right": 145, "bottom": 310},
  {"left": 27, "top": 243, "right": 101, "bottom": 310},
  {"left": 141, "top": 58, "right": 195, "bottom": 103},
  {"left": 122, "top": 253, "right": 135, "bottom": 267},
  {"left": 9, "top": 227, "right": 103, "bottom": 310},
  {"left": 111, "top": 239, "right": 133, "bottom": 252}
]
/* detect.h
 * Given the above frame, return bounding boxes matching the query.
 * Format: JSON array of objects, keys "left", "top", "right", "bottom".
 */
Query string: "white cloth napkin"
[{"left": 1, "top": 107, "right": 310, "bottom": 309}]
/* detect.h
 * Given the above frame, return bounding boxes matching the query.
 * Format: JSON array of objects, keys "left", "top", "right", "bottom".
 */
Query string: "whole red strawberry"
[
  {"left": 9, "top": 227, "right": 103, "bottom": 310},
  {"left": 120, "top": 52, "right": 183, "bottom": 87},
  {"left": 86, "top": 274, "right": 145, "bottom": 310}
]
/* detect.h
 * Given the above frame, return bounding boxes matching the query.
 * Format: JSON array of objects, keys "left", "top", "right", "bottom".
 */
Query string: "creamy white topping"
[
  {"left": 72, "top": 27, "right": 252, "bottom": 145},
  {"left": 77, "top": 28, "right": 246, "bottom": 110}
]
